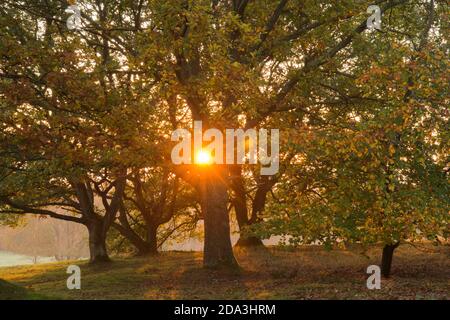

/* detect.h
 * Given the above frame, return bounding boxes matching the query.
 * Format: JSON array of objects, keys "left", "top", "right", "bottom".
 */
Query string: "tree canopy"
[{"left": 0, "top": 0, "right": 448, "bottom": 272}]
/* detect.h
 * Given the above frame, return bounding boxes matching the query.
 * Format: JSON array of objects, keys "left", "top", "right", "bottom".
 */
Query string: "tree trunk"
[
  {"left": 112, "top": 222, "right": 155, "bottom": 256},
  {"left": 235, "top": 236, "right": 264, "bottom": 247},
  {"left": 233, "top": 192, "right": 264, "bottom": 247},
  {"left": 86, "top": 221, "right": 110, "bottom": 263},
  {"left": 230, "top": 166, "right": 264, "bottom": 248},
  {"left": 381, "top": 242, "right": 399, "bottom": 277},
  {"left": 145, "top": 224, "right": 158, "bottom": 255},
  {"left": 200, "top": 166, "right": 238, "bottom": 269}
]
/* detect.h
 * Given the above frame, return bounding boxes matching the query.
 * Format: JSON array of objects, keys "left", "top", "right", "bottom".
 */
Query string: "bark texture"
[
  {"left": 201, "top": 166, "right": 237, "bottom": 268},
  {"left": 86, "top": 220, "right": 110, "bottom": 263},
  {"left": 381, "top": 242, "right": 400, "bottom": 277}
]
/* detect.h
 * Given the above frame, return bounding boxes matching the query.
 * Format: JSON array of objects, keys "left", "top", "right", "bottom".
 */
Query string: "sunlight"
[{"left": 195, "top": 150, "right": 212, "bottom": 165}]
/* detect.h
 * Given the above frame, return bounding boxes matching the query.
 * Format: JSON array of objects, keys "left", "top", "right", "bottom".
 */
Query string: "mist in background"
[
  {"left": 0, "top": 217, "right": 280, "bottom": 267},
  {"left": 0, "top": 217, "right": 89, "bottom": 267}
]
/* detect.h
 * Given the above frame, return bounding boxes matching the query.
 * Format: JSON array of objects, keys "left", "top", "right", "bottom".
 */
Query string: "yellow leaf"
[{"left": 389, "top": 144, "right": 396, "bottom": 155}]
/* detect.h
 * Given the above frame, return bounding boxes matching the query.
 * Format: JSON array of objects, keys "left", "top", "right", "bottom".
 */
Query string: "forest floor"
[{"left": 0, "top": 244, "right": 448, "bottom": 300}]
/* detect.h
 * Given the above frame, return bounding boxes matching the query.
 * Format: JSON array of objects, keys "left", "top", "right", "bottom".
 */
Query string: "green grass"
[
  {"left": 0, "top": 279, "right": 49, "bottom": 299},
  {"left": 0, "top": 244, "right": 448, "bottom": 300}
]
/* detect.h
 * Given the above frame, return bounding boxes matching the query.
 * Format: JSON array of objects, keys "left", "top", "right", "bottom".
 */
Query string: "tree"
[
  {"left": 249, "top": 0, "right": 449, "bottom": 276},
  {"left": 140, "top": 0, "right": 414, "bottom": 268},
  {"left": 113, "top": 166, "right": 199, "bottom": 255},
  {"left": 0, "top": 149, "right": 127, "bottom": 263},
  {"left": 1, "top": 0, "right": 438, "bottom": 270},
  {"left": 0, "top": 0, "right": 135, "bottom": 262}
]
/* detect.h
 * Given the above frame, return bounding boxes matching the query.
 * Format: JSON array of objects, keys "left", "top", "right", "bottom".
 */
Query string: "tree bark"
[
  {"left": 86, "top": 220, "right": 110, "bottom": 264},
  {"left": 230, "top": 166, "right": 264, "bottom": 248},
  {"left": 200, "top": 166, "right": 237, "bottom": 268},
  {"left": 112, "top": 222, "right": 155, "bottom": 256},
  {"left": 381, "top": 242, "right": 399, "bottom": 277},
  {"left": 146, "top": 224, "right": 158, "bottom": 255},
  {"left": 235, "top": 236, "right": 264, "bottom": 247}
]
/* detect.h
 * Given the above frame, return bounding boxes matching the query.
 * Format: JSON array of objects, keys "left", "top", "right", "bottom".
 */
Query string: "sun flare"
[{"left": 195, "top": 150, "right": 212, "bottom": 165}]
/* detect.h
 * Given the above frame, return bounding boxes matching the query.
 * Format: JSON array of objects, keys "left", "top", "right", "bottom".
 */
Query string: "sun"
[{"left": 195, "top": 150, "right": 212, "bottom": 165}]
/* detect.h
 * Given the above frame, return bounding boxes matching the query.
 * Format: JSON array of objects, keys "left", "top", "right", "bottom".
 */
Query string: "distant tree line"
[{"left": 0, "top": 216, "right": 88, "bottom": 260}]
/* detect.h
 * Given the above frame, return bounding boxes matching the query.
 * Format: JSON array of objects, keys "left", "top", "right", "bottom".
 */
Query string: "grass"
[
  {"left": 0, "top": 244, "right": 448, "bottom": 300},
  {"left": 0, "top": 279, "right": 48, "bottom": 299}
]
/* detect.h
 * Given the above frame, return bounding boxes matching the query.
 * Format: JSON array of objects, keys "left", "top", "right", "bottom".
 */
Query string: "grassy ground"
[
  {"left": 0, "top": 279, "right": 49, "bottom": 299},
  {"left": 0, "top": 244, "right": 448, "bottom": 300}
]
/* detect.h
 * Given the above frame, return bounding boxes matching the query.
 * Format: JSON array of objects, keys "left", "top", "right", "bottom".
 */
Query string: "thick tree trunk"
[
  {"left": 86, "top": 221, "right": 110, "bottom": 264},
  {"left": 381, "top": 242, "right": 399, "bottom": 277},
  {"left": 145, "top": 224, "right": 158, "bottom": 255},
  {"left": 112, "top": 222, "right": 155, "bottom": 256},
  {"left": 200, "top": 166, "right": 237, "bottom": 269}
]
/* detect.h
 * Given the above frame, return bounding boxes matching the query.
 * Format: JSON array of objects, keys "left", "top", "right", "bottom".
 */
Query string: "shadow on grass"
[
  {"left": 0, "top": 279, "right": 50, "bottom": 300},
  {"left": 0, "top": 245, "right": 448, "bottom": 300}
]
